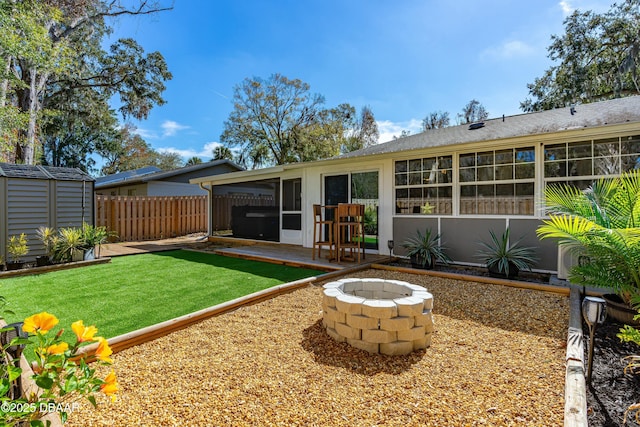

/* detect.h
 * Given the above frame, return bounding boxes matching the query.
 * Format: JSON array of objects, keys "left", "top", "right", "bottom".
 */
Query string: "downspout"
[{"left": 199, "top": 183, "right": 213, "bottom": 237}]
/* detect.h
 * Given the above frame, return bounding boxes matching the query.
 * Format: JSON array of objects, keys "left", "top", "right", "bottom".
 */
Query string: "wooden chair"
[
  {"left": 312, "top": 204, "right": 334, "bottom": 260},
  {"left": 335, "top": 203, "right": 365, "bottom": 263}
]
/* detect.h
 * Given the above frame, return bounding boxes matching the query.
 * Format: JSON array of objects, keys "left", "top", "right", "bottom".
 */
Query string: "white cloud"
[
  {"left": 481, "top": 40, "right": 535, "bottom": 60},
  {"left": 559, "top": 0, "right": 574, "bottom": 15},
  {"left": 130, "top": 127, "right": 157, "bottom": 139},
  {"left": 157, "top": 141, "right": 224, "bottom": 160},
  {"left": 161, "top": 120, "right": 190, "bottom": 137},
  {"left": 376, "top": 119, "right": 422, "bottom": 144}
]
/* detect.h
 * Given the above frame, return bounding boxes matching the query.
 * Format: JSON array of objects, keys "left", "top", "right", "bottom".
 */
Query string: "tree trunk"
[
  {"left": 23, "top": 68, "right": 39, "bottom": 164},
  {"left": 0, "top": 55, "right": 11, "bottom": 107},
  {"left": 24, "top": 67, "right": 49, "bottom": 165}
]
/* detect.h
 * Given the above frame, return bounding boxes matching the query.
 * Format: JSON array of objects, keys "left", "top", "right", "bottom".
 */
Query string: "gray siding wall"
[
  {"left": 393, "top": 217, "right": 558, "bottom": 271},
  {"left": 6, "top": 179, "right": 50, "bottom": 258},
  {"left": 0, "top": 177, "right": 94, "bottom": 261},
  {"left": 55, "top": 180, "right": 93, "bottom": 228}
]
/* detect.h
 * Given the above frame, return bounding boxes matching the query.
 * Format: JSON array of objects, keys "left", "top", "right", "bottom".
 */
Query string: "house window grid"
[
  {"left": 543, "top": 135, "right": 640, "bottom": 191},
  {"left": 394, "top": 156, "right": 453, "bottom": 215},
  {"left": 458, "top": 147, "right": 536, "bottom": 216}
]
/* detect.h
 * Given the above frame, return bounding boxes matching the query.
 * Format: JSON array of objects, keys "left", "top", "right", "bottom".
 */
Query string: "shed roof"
[
  {"left": 95, "top": 166, "right": 161, "bottom": 186},
  {"left": 96, "top": 159, "right": 244, "bottom": 189},
  {"left": 0, "top": 163, "right": 94, "bottom": 181}
]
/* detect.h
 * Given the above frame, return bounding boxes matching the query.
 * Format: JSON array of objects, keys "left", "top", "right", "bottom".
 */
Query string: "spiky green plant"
[
  {"left": 402, "top": 228, "right": 451, "bottom": 268},
  {"left": 537, "top": 170, "right": 640, "bottom": 305},
  {"left": 54, "top": 227, "right": 85, "bottom": 262},
  {"left": 477, "top": 228, "right": 537, "bottom": 277},
  {"left": 36, "top": 226, "right": 57, "bottom": 257}
]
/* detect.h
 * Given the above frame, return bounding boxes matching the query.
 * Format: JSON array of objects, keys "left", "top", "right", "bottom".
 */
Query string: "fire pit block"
[{"left": 322, "top": 278, "right": 434, "bottom": 355}]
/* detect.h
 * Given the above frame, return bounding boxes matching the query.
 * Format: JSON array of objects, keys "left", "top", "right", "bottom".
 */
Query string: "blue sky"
[{"left": 107, "top": 0, "right": 613, "bottom": 162}]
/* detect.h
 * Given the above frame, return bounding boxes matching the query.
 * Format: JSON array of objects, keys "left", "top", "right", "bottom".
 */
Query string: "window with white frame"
[
  {"left": 544, "top": 135, "right": 640, "bottom": 190},
  {"left": 458, "top": 147, "right": 535, "bottom": 215},
  {"left": 394, "top": 156, "right": 452, "bottom": 215}
]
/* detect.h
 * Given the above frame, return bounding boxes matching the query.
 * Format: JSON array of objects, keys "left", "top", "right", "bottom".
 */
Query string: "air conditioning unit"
[{"left": 557, "top": 245, "right": 579, "bottom": 280}]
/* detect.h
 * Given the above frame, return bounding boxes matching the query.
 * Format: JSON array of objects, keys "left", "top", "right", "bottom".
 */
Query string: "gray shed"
[{"left": 0, "top": 163, "right": 94, "bottom": 262}]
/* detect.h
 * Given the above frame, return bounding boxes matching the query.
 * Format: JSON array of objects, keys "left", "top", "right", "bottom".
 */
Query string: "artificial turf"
[{"left": 0, "top": 250, "right": 324, "bottom": 342}]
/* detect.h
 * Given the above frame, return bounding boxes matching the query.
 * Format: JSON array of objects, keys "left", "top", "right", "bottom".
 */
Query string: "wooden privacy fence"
[
  {"left": 95, "top": 194, "right": 276, "bottom": 242},
  {"left": 95, "top": 195, "right": 207, "bottom": 242}
]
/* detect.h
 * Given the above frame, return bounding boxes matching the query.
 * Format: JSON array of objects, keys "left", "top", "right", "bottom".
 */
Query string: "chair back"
[
  {"left": 313, "top": 204, "right": 322, "bottom": 221},
  {"left": 337, "top": 203, "right": 363, "bottom": 222}
]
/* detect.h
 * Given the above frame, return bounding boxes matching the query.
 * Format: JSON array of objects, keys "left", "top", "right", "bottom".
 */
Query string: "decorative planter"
[
  {"left": 488, "top": 262, "right": 519, "bottom": 279},
  {"left": 602, "top": 294, "right": 640, "bottom": 326},
  {"left": 35, "top": 256, "right": 51, "bottom": 267},
  {"left": 84, "top": 247, "right": 96, "bottom": 261},
  {"left": 6, "top": 261, "right": 25, "bottom": 271},
  {"left": 71, "top": 251, "right": 84, "bottom": 262},
  {"left": 410, "top": 254, "right": 436, "bottom": 270}
]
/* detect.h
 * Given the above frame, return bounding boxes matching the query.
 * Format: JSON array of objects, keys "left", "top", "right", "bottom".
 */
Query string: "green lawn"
[{"left": 0, "top": 250, "right": 324, "bottom": 343}]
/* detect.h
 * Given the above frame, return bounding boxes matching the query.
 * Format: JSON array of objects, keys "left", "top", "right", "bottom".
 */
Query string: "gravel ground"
[{"left": 66, "top": 270, "right": 569, "bottom": 427}]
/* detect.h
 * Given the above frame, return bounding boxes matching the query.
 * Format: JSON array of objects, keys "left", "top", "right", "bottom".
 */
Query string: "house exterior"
[
  {"left": 95, "top": 160, "right": 244, "bottom": 197},
  {"left": 190, "top": 96, "right": 640, "bottom": 273}
]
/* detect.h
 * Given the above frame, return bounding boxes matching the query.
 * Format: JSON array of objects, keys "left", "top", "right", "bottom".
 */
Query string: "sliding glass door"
[{"left": 324, "top": 171, "right": 379, "bottom": 250}]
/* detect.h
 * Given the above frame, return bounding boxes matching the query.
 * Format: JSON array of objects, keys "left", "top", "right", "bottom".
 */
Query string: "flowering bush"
[{"left": 0, "top": 312, "right": 118, "bottom": 426}]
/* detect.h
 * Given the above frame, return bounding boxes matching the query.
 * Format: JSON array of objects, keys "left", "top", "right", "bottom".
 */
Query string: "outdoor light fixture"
[
  {"left": 387, "top": 240, "right": 394, "bottom": 259},
  {"left": 582, "top": 296, "right": 607, "bottom": 384}
]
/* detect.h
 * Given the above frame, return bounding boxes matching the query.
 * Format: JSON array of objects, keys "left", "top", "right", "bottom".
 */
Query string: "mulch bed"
[
  {"left": 66, "top": 270, "right": 568, "bottom": 426},
  {"left": 586, "top": 319, "right": 640, "bottom": 427}
]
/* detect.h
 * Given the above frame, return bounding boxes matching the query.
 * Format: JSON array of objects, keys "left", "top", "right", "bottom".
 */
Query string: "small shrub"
[{"left": 7, "top": 233, "right": 29, "bottom": 263}]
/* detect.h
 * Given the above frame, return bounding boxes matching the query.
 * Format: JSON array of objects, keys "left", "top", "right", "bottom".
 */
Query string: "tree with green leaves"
[
  {"left": 212, "top": 145, "right": 233, "bottom": 161},
  {"left": 521, "top": 0, "right": 640, "bottom": 112},
  {"left": 185, "top": 156, "right": 202, "bottom": 166},
  {"left": 0, "top": 0, "right": 173, "bottom": 165},
  {"left": 97, "top": 124, "right": 182, "bottom": 175},
  {"left": 221, "top": 73, "right": 374, "bottom": 169}
]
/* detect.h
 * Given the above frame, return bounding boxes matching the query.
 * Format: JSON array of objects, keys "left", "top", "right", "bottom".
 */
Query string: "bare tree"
[
  {"left": 457, "top": 99, "right": 489, "bottom": 124},
  {"left": 422, "top": 111, "right": 450, "bottom": 130}
]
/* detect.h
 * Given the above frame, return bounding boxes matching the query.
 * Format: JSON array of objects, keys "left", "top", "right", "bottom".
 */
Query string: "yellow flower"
[
  {"left": 23, "top": 312, "right": 59, "bottom": 334},
  {"left": 71, "top": 320, "right": 98, "bottom": 343},
  {"left": 46, "top": 342, "right": 68, "bottom": 355},
  {"left": 100, "top": 370, "right": 118, "bottom": 402},
  {"left": 95, "top": 337, "right": 113, "bottom": 363}
]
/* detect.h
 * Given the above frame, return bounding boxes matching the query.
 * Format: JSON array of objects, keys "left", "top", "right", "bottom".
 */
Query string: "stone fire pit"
[{"left": 322, "top": 278, "right": 434, "bottom": 355}]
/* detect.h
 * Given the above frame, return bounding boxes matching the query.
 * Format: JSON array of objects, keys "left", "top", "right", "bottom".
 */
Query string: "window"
[
  {"left": 544, "top": 135, "right": 640, "bottom": 190},
  {"left": 282, "top": 178, "right": 301, "bottom": 230},
  {"left": 459, "top": 147, "right": 535, "bottom": 215},
  {"left": 394, "top": 156, "right": 452, "bottom": 215},
  {"left": 282, "top": 178, "right": 301, "bottom": 211}
]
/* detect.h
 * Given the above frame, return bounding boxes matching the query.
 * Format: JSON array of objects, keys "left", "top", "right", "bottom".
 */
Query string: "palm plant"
[
  {"left": 402, "top": 228, "right": 451, "bottom": 269},
  {"left": 537, "top": 170, "right": 640, "bottom": 305},
  {"left": 477, "top": 228, "right": 537, "bottom": 278}
]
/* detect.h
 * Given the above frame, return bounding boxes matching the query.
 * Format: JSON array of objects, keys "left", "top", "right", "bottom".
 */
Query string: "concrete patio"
[{"left": 100, "top": 234, "right": 390, "bottom": 272}]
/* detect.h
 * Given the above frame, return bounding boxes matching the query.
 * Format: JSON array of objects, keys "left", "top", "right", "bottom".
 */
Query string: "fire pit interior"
[{"left": 322, "top": 278, "right": 434, "bottom": 355}]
